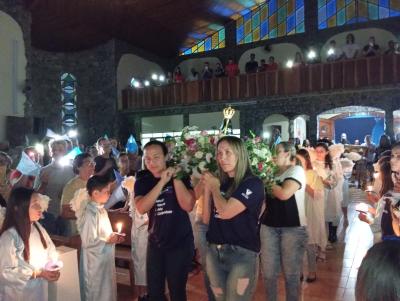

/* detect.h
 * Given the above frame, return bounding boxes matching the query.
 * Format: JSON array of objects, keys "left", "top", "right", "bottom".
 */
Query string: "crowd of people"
[
  {"left": 164, "top": 34, "right": 400, "bottom": 85},
  {"left": 0, "top": 130, "right": 400, "bottom": 301}
]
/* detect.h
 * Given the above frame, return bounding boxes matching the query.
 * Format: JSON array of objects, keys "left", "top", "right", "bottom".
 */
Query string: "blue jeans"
[
  {"left": 194, "top": 221, "right": 215, "bottom": 301},
  {"left": 260, "top": 225, "right": 308, "bottom": 301},
  {"left": 206, "top": 244, "right": 259, "bottom": 301}
]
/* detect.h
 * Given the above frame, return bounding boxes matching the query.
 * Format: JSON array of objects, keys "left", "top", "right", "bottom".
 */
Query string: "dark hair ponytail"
[{"left": 0, "top": 187, "right": 47, "bottom": 261}]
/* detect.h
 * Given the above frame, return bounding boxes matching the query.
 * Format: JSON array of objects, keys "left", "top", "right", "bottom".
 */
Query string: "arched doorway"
[
  {"left": 394, "top": 110, "right": 400, "bottom": 141},
  {"left": 293, "top": 115, "right": 308, "bottom": 145},
  {"left": 318, "top": 106, "right": 385, "bottom": 144},
  {"left": 263, "top": 114, "right": 289, "bottom": 141}
]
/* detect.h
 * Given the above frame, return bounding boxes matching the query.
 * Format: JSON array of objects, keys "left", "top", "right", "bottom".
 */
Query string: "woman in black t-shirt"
[
  {"left": 260, "top": 142, "right": 307, "bottom": 301},
  {"left": 202, "top": 136, "right": 264, "bottom": 301},
  {"left": 134, "top": 140, "right": 195, "bottom": 301}
]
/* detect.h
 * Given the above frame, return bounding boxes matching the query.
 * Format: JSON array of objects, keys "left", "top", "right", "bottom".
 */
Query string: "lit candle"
[
  {"left": 116, "top": 222, "right": 122, "bottom": 234},
  {"left": 45, "top": 252, "right": 63, "bottom": 271},
  {"left": 367, "top": 185, "right": 373, "bottom": 192}
]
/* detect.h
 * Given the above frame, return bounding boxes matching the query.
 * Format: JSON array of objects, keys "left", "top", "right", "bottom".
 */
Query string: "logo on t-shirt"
[{"left": 241, "top": 189, "right": 253, "bottom": 199}]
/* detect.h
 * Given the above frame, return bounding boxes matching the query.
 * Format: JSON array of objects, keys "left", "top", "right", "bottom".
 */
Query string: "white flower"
[
  {"left": 206, "top": 153, "right": 213, "bottom": 163},
  {"left": 251, "top": 157, "right": 259, "bottom": 166},
  {"left": 344, "top": 152, "right": 362, "bottom": 162},
  {"left": 194, "top": 151, "right": 204, "bottom": 159},
  {"left": 329, "top": 143, "right": 345, "bottom": 159},
  {"left": 184, "top": 133, "right": 193, "bottom": 140},
  {"left": 198, "top": 161, "right": 207, "bottom": 172},
  {"left": 192, "top": 168, "right": 202, "bottom": 179},
  {"left": 37, "top": 194, "right": 50, "bottom": 212}
]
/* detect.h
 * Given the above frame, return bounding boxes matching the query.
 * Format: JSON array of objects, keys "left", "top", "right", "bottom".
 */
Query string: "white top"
[
  {"left": 342, "top": 43, "right": 361, "bottom": 59},
  {"left": 275, "top": 165, "right": 307, "bottom": 226}
]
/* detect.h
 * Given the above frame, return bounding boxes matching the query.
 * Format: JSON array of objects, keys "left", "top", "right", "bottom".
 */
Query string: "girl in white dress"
[
  {"left": 0, "top": 187, "right": 60, "bottom": 301},
  {"left": 312, "top": 143, "right": 338, "bottom": 245},
  {"left": 297, "top": 149, "right": 326, "bottom": 281},
  {"left": 71, "top": 175, "right": 125, "bottom": 301},
  {"left": 125, "top": 173, "right": 149, "bottom": 301}
]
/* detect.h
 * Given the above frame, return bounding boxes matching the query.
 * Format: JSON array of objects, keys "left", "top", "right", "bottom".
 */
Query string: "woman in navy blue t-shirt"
[
  {"left": 135, "top": 140, "right": 195, "bottom": 301},
  {"left": 201, "top": 136, "right": 264, "bottom": 301}
]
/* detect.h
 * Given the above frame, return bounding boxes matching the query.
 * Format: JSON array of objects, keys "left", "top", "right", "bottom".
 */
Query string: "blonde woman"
[{"left": 202, "top": 136, "right": 264, "bottom": 301}]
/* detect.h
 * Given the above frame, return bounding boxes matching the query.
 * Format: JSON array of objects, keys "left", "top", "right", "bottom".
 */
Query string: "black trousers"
[{"left": 147, "top": 236, "right": 194, "bottom": 301}]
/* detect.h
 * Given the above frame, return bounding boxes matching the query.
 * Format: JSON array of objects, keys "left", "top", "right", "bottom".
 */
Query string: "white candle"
[
  {"left": 52, "top": 251, "right": 59, "bottom": 262},
  {"left": 116, "top": 222, "right": 122, "bottom": 234}
]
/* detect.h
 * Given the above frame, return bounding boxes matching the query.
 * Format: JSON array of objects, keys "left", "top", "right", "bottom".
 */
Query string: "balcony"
[{"left": 121, "top": 54, "right": 400, "bottom": 111}]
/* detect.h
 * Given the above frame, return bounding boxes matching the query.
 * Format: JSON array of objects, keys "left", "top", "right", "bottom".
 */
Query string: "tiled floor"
[{"left": 117, "top": 188, "right": 373, "bottom": 301}]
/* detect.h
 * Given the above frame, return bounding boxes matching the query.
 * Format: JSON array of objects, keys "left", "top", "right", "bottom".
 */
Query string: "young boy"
[{"left": 77, "top": 175, "right": 125, "bottom": 301}]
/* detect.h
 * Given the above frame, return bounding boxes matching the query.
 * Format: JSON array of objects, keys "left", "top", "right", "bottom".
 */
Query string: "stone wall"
[
  {"left": 122, "top": 85, "right": 400, "bottom": 142},
  {"left": 31, "top": 40, "right": 117, "bottom": 145}
]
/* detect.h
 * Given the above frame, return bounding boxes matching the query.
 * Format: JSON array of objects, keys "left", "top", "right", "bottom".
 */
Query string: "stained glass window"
[
  {"left": 318, "top": 0, "right": 400, "bottom": 30},
  {"left": 236, "top": 0, "right": 305, "bottom": 45},
  {"left": 61, "top": 73, "right": 77, "bottom": 133},
  {"left": 180, "top": 28, "right": 225, "bottom": 56}
]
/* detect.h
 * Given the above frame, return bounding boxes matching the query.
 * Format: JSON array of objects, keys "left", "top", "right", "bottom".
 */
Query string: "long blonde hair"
[{"left": 217, "top": 136, "right": 252, "bottom": 198}]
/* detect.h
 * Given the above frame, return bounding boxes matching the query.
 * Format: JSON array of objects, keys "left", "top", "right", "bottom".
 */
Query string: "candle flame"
[{"left": 116, "top": 222, "right": 122, "bottom": 234}]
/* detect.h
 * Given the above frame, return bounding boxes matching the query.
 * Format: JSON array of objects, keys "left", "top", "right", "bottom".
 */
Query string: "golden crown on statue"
[{"left": 223, "top": 106, "right": 235, "bottom": 120}]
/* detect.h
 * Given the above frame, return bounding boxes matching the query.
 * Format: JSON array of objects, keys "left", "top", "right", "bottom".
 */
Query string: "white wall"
[
  {"left": 294, "top": 115, "right": 307, "bottom": 143},
  {"left": 239, "top": 43, "right": 302, "bottom": 72},
  {"left": 142, "top": 115, "right": 183, "bottom": 133},
  {"left": 189, "top": 111, "right": 240, "bottom": 130},
  {"left": 0, "top": 11, "right": 27, "bottom": 142},
  {"left": 263, "top": 114, "right": 289, "bottom": 141},
  {"left": 321, "top": 28, "right": 398, "bottom": 61},
  {"left": 177, "top": 57, "right": 222, "bottom": 79},
  {"left": 116, "top": 53, "right": 164, "bottom": 108}
]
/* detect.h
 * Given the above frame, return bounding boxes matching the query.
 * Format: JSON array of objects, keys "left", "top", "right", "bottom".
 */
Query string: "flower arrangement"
[
  {"left": 244, "top": 132, "right": 277, "bottom": 193},
  {"left": 169, "top": 126, "right": 220, "bottom": 179}
]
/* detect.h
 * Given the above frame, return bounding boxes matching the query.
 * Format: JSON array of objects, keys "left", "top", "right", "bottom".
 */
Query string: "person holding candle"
[
  {"left": 72, "top": 175, "right": 125, "bottom": 301},
  {"left": 297, "top": 148, "right": 326, "bottom": 281},
  {"left": 359, "top": 146, "right": 399, "bottom": 243},
  {"left": 135, "top": 140, "right": 195, "bottom": 301},
  {"left": 129, "top": 170, "right": 149, "bottom": 301},
  {"left": 312, "top": 142, "right": 338, "bottom": 245},
  {"left": 0, "top": 187, "right": 60, "bottom": 301}
]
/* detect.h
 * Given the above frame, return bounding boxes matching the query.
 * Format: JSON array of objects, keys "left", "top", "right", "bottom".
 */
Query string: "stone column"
[
  {"left": 239, "top": 108, "right": 264, "bottom": 138},
  {"left": 307, "top": 113, "right": 319, "bottom": 144},
  {"left": 183, "top": 112, "right": 190, "bottom": 127},
  {"left": 385, "top": 109, "right": 394, "bottom": 140}
]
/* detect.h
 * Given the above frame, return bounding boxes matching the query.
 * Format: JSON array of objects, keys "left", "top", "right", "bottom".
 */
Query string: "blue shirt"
[
  {"left": 134, "top": 171, "right": 193, "bottom": 249},
  {"left": 207, "top": 175, "right": 265, "bottom": 252}
]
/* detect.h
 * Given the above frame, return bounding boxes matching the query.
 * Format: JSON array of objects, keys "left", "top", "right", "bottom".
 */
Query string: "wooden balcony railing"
[{"left": 121, "top": 54, "right": 400, "bottom": 110}]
